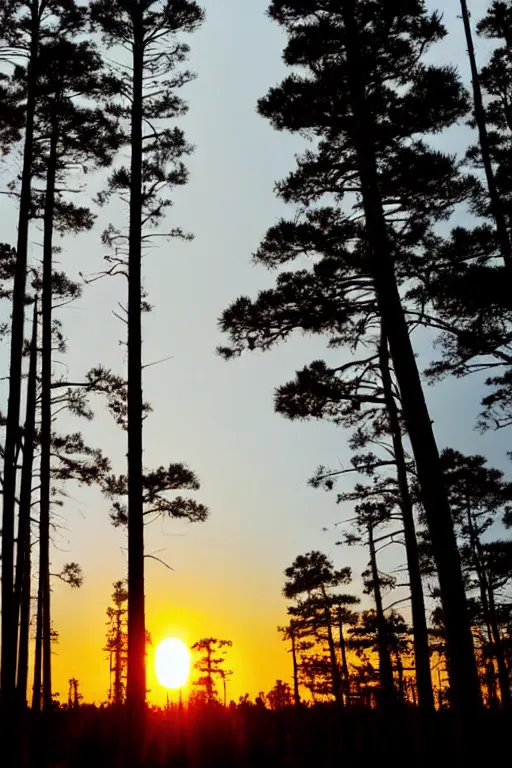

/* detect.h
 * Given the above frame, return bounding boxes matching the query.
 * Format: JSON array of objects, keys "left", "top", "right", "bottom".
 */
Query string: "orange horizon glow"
[{"left": 49, "top": 577, "right": 292, "bottom": 708}]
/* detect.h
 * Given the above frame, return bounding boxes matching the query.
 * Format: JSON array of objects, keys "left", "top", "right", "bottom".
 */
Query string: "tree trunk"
[
  {"left": 290, "top": 627, "right": 301, "bottom": 707},
  {"left": 32, "top": 562, "right": 43, "bottom": 712},
  {"left": 368, "top": 523, "right": 396, "bottom": 703},
  {"left": 320, "top": 587, "right": 343, "bottom": 706},
  {"left": 1, "top": 2, "right": 39, "bottom": 712},
  {"left": 466, "top": 503, "right": 511, "bottom": 708},
  {"left": 379, "top": 330, "right": 434, "bottom": 711},
  {"left": 459, "top": 0, "right": 512, "bottom": 270},
  {"left": 40, "top": 110, "right": 58, "bottom": 712},
  {"left": 126, "top": 11, "right": 146, "bottom": 729},
  {"left": 337, "top": 609, "right": 350, "bottom": 705},
  {"left": 395, "top": 652, "right": 405, "bottom": 701},
  {"left": 325, "top": 605, "right": 344, "bottom": 706},
  {"left": 15, "top": 300, "right": 38, "bottom": 705},
  {"left": 115, "top": 608, "right": 123, "bottom": 705},
  {"left": 17, "top": 536, "right": 32, "bottom": 708},
  {"left": 487, "top": 584, "right": 510, "bottom": 708},
  {"left": 207, "top": 646, "right": 213, "bottom": 701},
  {"left": 342, "top": 0, "right": 481, "bottom": 715}
]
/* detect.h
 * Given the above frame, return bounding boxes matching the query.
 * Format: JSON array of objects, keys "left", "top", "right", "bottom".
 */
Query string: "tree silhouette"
[
  {"left": 278, "top": 620, "right": 302, "bottom": 707},
  {"left": 219, "top": 0, "right": 479, "bottom": 713},
  {"left": 90, "top": 0, "right": 205, "bottom": 727},
  {"left": 192, "top": 638, "right": 233, "bottom": 703},
  {"left": 277, "top": 325, "right": 434, "bottom": 710},
  {"left": 104, "top": 580, "right": 128, "bottom": 706},
  {"left": 442, "top": 449, "right": 512, "bottom": 707},
  {"left": 267, "top": 680, "right": 292, "bottom": 710},
  {"left": 14, "top": 299, "right": 37, "bottom": 707},
  {"left": 30, "top": 30, "right": 121, "bottom": 713},
  {"left": 341, "top": 503, "right": 398, "bottom": 703},
  {"left": 458, "top": 0, "right": 512, "bottom": 270},
  {"left": 67, "top": 678, "right": 82, "bottom": 709},
  {"left": 348, "top": 609, "right": 412, "bottom": 702},
  {"left": 0, "top": 0, "right": 86, "bottom": 717},
  {"left": 30, "top": 276, "right": 110, "bottom": 712},
  {"left": 333, "top": 593, "right": 360, "bottom": 703},
  {"left": 283, "top": 552, "right": 355, "bottom": 706},
  {"left": 410, "top": 3, "right": 512, "bottom": 433}
]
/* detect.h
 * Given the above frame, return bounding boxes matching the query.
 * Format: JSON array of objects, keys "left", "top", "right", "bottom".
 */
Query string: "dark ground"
[{"left": 20, "top": 703, "right": 510, "bottom": 768}]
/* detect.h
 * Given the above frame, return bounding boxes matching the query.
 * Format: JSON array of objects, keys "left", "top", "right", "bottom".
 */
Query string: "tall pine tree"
[
  {"left": 0, "top": 1, "right": 85, "bottom": 712},
  {"left": 90, "top": 0, "right": 205, "bottom": 729},
  {"left": 219, "top": 0, "right": 480, "bottom": 713}
]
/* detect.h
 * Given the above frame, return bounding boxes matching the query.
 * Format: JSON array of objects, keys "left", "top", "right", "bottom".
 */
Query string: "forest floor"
[{"left": 19, "top": 703, "right": 510, "bottom": 767}]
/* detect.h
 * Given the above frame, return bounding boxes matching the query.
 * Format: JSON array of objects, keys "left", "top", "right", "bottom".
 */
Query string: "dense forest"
[{"left": 1, "top": 0, "right": 512, "bottom": 765}]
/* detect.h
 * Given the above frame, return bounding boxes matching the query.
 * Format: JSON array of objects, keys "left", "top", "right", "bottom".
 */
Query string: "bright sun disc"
[{"left": 155, "top": 638, "right": 191, "bottom": 690}]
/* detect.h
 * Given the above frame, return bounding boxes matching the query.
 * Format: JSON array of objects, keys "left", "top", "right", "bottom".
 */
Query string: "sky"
[{"left": 0, "top": 0, "right": 510, "bottom": 706}]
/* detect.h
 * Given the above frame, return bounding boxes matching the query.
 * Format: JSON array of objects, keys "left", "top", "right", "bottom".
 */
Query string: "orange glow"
[{"left": 50, "top": 573, "right": 291, "bottom": 708}]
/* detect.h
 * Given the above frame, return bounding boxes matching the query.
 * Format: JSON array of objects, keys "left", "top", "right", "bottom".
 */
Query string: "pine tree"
[
  {"left": 17, "top": 274, "right": 111, "bottom": 711},
  {"left": 192, "top": 638, "right": 233, "bottom": 702},
  {"left": 333, "top": 595, "right": 359, "bottom": 702},
  {"left": 348, "top": 609, "right": 412, "bottom": 701},
  {"left": 27, "top": 32, "right": 121, "bottom": 711},
  {"left": 219, "top": 0, "right": 480, "bottom": 713},
  {"left": 14, "top": 299, "right": 38, "bottom": 706},
  {"left": 277, "top": 326, "right": 434, "bottom": 709},
  {"left": 410, "top": 3, "right": 512, "bottom": 435},
  {"left": 458, "top": 0, "right": 512, "bottom": 269},
  {"left": 283, "top": 552, "right": 353, "bottom": 706},
  {"left": 440, "top": 449, "right": 512, "bottom": 707},
  {"left": 278, "top": 620, "right": 302, "bottom": 706},
  {"left": 0, "top": 0, "right": 85, "bottom": 714},
  {"left": 104, "top": 581, "right": 129, "bottom": 706},
  {"left": 267, "top": 680, "right": 293, "bottom": 710},
  {"left": 340, "top": 502, "right": 399, "bottom": 702},
  {"left": 90, "top": 0, "right": 205, "bottom": 725}
]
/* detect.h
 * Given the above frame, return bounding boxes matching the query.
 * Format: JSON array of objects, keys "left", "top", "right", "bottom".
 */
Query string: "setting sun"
[{"left": 154, "top": 638, "right": 191, "bottom": 690}]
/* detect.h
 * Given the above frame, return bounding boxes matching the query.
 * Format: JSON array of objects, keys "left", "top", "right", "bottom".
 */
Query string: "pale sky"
[{"left": 0, "top": 0, "right": 510, "bottom": 704}]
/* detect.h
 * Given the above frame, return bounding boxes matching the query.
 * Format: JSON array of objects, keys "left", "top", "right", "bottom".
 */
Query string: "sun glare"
[{"left": 155, "top": 637, "right": 191, "bottom": 690}]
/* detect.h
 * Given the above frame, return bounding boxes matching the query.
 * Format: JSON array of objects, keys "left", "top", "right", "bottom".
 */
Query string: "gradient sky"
[{"left": 0, "top": 0, "right": 510, "bottom": 706}]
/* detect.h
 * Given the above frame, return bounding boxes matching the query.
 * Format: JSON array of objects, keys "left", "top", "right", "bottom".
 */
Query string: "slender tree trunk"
[
  {"left": 32, "top": 560, "right": 43, "bottom": 712},
  {"left": 1, "top": 4, "right": 40, "bottom": 713},
  {"left": 15, "top": 300, "right": 38, "bottom": 705},
  {"left": 17, "top": 536, "right": 32, "bottom": 707},
  {"left": 465, "top": 508, "right": 493, "bottom": 648},
  {"left": 126, "top": 12, "right": 146, "bottom": 727},
  {"left": 368, "top": 523, "right": 396, "bottom": 703},
  {"left": 40, "top": 111, "right": 58, "bottom": 712},
  {"left": 379, "top": 330, "right": 434, "bottom": 711},
  {"left": 207, "top": 646, "right": 213, "bottom": 701},
  {"left": 115, "top": 608, "right": 123, "bottom": 705},
  {"left": 465, "top": 504, "right": 511, "bottom": 708},
  {"left": 459, "top": 0, "right": 512, "bottom": 269},
  {"left": 337, "top": 609, "right": 350, "bottom": 704},
  {"left": 395, "top": 652, "right": 405, "bottom": 701},
  {"left": 487, "top": 584, "right": 510, "bottom": 708},
  {"left": 290, "top": 627, "right": 301, "bottom": 707},
  {"left": 326, "top": 609, "right": 344, "bottom": 706},
  {"left": 342, "top": 0, "right": 481, "bottom": 715}
]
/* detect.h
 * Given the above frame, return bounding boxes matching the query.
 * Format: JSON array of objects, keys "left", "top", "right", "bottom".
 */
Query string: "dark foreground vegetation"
[{"left": 20, "top": 703, "right": 511, "bottom": 767}]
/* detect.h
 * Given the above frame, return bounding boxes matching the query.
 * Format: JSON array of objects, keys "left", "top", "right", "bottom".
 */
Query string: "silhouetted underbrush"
[{"left": 25, "top": 702, "right": 511, "bottom": 767}]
